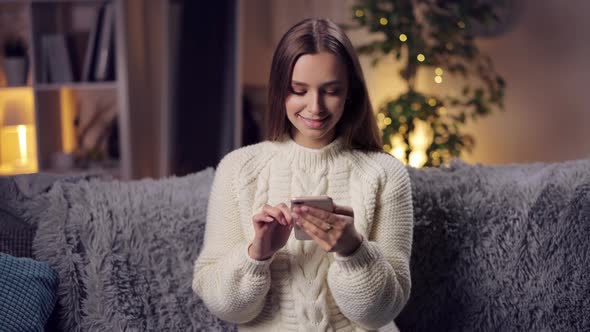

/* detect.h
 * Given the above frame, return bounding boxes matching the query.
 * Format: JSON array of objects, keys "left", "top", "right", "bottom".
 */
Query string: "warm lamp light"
[
  {"left": 409, "top": 150, "right": 427, "bottom": 167},
  {"left": 0, "top": 90, "right": 38, "bottom": 175},
  {"left": 388, "top": 133, "right": 408, "bottom": 164},
  {"left": 408, "top": 119, "right": 433, "bottom": 168}
]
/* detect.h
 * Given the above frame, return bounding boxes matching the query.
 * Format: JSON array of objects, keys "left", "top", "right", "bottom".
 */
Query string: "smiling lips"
[{"left": 298, "top": 114, "right": 329, "bottom": 129}]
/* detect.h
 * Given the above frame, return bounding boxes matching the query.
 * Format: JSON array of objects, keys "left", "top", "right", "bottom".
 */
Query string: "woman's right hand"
[{"left": 248, "top": 203, "right": 293, "bottom": 260}]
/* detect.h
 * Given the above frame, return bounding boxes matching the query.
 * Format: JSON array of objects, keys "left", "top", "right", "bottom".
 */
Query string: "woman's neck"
[{"left": 289, "top": 129, "right": 336, "bottom": 149}]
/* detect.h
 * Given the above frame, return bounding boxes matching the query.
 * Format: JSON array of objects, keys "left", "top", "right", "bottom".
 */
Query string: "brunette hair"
[{"left": 265, "top": 18, "right": 383, "bottom": 152}]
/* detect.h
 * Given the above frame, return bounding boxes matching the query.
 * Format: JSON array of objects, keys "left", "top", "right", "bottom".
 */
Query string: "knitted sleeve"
[
  {"left": 192, "top": 150, "right": 273, "bottom": 324},
  {"left": 327, "top": 155, "right": 414, "bottom": 330}
]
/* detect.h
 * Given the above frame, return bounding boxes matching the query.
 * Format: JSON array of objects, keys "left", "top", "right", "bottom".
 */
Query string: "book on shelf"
[
  {"left": 67, "top": 32, "right": 90, "bottom": 82},
  {"left": 41, "top": 32, "right": 92, "bottom": 84},
  {"left": 82, "top": 2, "right": 115, "bottom": 82},
  {"left": 35, "top": 2, "right": 116, "bottom": 85},
  {"left": 42, "top": 34, "right": 74, "bottom": 83},
  {"left": 94, "top": 3, "right": 114, "bottom": 81},
  {"left": 81, "top": 2, "right": 104, "bottom": 82}
]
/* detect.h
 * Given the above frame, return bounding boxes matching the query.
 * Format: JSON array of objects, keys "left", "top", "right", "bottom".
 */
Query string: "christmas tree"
[{"left": 351, "top": 0, "right": 506, "bottom": 167}]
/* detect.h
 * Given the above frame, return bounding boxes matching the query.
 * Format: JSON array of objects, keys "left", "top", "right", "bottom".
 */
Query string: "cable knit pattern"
[{"left": 193, "top": 137, "right": 414, "bottom": 331}]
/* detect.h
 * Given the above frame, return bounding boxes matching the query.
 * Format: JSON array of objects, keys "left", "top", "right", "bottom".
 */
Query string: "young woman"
[{"left": 193, "top": 18, "right": 414, "bottom": 332}]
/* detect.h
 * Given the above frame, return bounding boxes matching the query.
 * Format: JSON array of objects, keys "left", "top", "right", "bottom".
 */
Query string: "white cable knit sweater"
[{"left": 192, "top": 137, "right": 414, "bottom": 331}]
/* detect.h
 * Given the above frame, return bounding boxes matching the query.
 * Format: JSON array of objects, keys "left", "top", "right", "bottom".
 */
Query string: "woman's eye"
[
  {"left": 324, "top": 89, "right": 340, "bottom": 96},
  {"left": 291, "top": 89, "right": 306, "bottom": 95}
]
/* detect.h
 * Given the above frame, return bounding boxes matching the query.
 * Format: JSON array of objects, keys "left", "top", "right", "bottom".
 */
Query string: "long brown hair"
[{"left": 265, "top": 18, "right": 383, "bottom": 152}]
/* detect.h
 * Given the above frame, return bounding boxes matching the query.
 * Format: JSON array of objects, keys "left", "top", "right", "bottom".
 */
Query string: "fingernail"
[
  {"left": 301, "top": 206, "right": 309, "bottom": 212},
  {"left": 281, "top": 217, "right": 286, "bottom": 224},
  {"left": 266, "top": 216, "right": 274, "bottom": 222}
]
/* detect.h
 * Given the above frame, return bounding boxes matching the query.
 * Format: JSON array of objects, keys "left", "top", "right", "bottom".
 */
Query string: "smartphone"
[{"left": 290, "top": 195, "right": 334, "bottom": 240}]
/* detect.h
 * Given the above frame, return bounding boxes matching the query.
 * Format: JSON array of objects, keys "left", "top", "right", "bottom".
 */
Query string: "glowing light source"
[
  {"left": 384, "top": 117, "right": 392, "bottom": 125},
  {"left": 435, "top": 67, "right": 444, "bottom": 76},
  {"left": 0, "top": 88, "right": 38, "bottom": 175},
  {"left": 17, "top": 125, "right": 27, "bottom": 161},
  {"left": 409, "top": 150, "right": 427, "bottom": 168},
  {"left": 428, "top": 98, "right": 437, "bottom": 107},
  {"left": 377, "top": 112, "right": 387, "bottom": 130},
  {"left": 409, "top": 119, "right": 432, "bottom": 150},
  {"left": 389, "top": 133, "right": 407, "bottom": 164},
  {"left": 434, "top": 75, "right": 443, "bottom": 84},
  {"left": 379, "top": 17, "right": 388, "bottom": 25},
  {"left": 457, "top": 21, "right": 466, "bottom": 29},
  {"left": 399, "top": 34, "right": 407, "bottom": 42},
  {"left": 0, "top": 124, "right": 37, "bottom": 174},
  {"left": 417, "top": 54, "right": 425, "bottom": 62},
  {"left": 355, "top": 9, "right": 365, "bottom": 17},
  {"left": 408, "top": 119, "right": 434, "bottom": 168},
  {"left": 60, "top": 88, "right": 76, "bottom": 153}
]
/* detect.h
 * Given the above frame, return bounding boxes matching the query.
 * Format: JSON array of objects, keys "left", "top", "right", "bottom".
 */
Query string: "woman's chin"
[{"left": 293, "top": 126, "right": 335, "bottom": 143}]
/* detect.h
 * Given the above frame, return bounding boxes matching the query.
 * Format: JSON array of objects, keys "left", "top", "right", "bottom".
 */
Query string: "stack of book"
[{"left": 41, "top": 2, "right": 115, "bottom": 84}]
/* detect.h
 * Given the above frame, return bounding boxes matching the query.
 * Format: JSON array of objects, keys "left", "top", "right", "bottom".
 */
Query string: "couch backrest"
[
  {"left": 398, "top": 158, "right": 590, "bottom": 331},
  {"left": 2, "top": 158, "right": 590, "bottom": 331}
]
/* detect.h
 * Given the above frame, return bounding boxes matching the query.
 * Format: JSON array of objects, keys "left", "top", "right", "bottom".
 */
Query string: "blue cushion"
[{"left": 0, "top": 253, "right": 58, "bottom": 332}]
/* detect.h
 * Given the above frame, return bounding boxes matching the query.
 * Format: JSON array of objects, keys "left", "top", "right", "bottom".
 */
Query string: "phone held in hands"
[{"left": 290, "top": 195, "right": 334, "bottom": 240}]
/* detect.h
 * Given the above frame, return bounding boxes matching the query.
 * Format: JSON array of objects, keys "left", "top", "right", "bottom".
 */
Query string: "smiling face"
[{"left": 285, "top": 52, "right": 349, "bottom": 149}]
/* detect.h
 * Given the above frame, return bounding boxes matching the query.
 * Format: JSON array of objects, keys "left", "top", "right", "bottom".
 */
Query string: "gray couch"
[{"left": 1, "top": 158, "right": 589, "bottom": 331}]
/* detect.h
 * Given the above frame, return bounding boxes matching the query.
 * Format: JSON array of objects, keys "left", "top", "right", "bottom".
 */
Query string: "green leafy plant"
[
  {"left": 3, "top": 37, "right": 27, "bottom": 58},
  {"left": 351, "top": 0, "right": 506, "bottom": 167}
]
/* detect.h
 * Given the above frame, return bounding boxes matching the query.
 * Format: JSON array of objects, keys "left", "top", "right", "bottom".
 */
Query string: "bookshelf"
[{"left": 0, "top": 0, "right": 131, "bottom": 179}]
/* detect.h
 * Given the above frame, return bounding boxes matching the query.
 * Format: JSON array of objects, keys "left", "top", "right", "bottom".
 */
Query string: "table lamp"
[{"left": 0, "top": 97, "right": 38, "bottom": 174}]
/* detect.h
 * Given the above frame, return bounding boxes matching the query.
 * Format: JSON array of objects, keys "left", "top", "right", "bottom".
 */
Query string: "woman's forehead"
[{"left": 291, "top": 52, "right": 347, "bottom": 85}]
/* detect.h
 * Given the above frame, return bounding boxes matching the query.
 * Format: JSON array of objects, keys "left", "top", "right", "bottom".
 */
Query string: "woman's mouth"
[{"left": 298, "top": 114, "right": 329, "bottom": 129}]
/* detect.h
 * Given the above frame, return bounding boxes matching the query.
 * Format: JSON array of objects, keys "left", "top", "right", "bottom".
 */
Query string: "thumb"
[{"left": 333, "top": 204, "right": 354, "bottom": 217}]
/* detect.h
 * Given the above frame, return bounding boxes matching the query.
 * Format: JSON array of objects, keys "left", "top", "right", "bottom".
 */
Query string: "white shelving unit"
[{"left": 0, "top": 0, "right": 131, "bottom": 179}]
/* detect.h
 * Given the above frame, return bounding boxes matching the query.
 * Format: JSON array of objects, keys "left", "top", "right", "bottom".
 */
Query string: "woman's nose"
[{"left": 307, "top": 92, "right": 323, "bottom": 114}]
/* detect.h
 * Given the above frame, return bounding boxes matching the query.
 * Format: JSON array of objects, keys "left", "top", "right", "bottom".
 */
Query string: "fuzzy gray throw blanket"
[
  {"left": 28, "top": 159, "right": 590, "bottom": 331},
  {"left": 32, "top": 168, "right": 235, "bottom": 331}
]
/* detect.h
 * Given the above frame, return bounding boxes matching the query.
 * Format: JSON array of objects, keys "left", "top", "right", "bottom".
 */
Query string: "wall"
[{"left": 465, "top": 0, "right": 590, "bottom": 164}]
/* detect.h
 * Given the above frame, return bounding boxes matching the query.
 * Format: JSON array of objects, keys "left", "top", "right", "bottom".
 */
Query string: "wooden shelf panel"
[
  {"left": 34, "top": 81, "right": 117, "bottom": 91},
  {"left": 0, "top": 85, "right": 33, "bottom": 90}
]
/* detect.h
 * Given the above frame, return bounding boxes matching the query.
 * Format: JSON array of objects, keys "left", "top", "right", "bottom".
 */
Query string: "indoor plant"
[
  {"left": 2, "top": 36, "right": 29, "bottom": 86},
  {"left": 351, "top": 0, "right": 508, "bottom": 167}
]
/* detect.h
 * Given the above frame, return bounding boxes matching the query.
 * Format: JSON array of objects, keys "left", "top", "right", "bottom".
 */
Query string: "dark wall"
[{"left": 172, "top": 0, "right": 237, "bottom": 176}]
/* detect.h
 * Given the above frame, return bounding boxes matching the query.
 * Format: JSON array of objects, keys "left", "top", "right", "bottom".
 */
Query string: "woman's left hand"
[{"left": 292, "top": 204, "right": 363, "bottom": 256}]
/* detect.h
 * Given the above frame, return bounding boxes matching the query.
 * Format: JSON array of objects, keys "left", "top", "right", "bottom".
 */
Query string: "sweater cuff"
[
  {"left": 240, "top": 242, "right": 275, "bottom": 275},
  {"left": 333, "top": 238, "right": 382, "bottom": 273}
]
